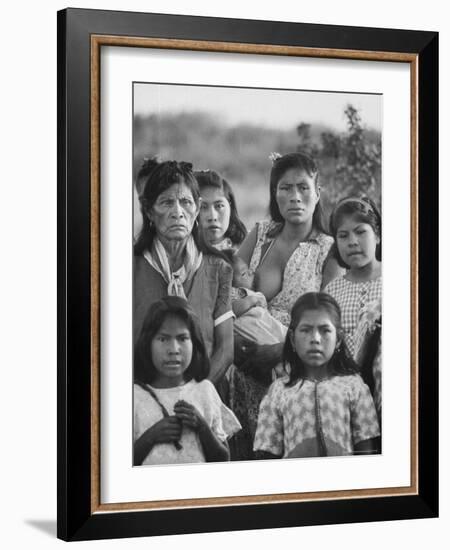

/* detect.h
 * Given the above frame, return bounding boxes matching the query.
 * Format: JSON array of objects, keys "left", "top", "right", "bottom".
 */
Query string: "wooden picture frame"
[{"left": 57, "top": 7, "right": 438, "bottom": 541}]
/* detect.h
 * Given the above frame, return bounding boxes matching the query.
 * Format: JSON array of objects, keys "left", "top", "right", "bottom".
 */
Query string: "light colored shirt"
[{"left": 134, "top": 379, "right": 241, "bottom": 465}]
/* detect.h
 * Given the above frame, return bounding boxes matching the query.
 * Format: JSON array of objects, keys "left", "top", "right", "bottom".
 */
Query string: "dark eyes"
[
  {"left": 279, "top": 185, "right": 310, "bottom": 191},
  {"left": 155, "top": 335, "right": 191, "bottom": 342},
  {"left": 200, "top": 202, "right": 225, "bottom": 209},
  {"left": 158, "top": 198, "right": 193, "bottom": 206},
  {"left": 337, "top": 229, "right": 366, "bottom": 238},
  {"left": 298, "top": 327, "right": 333, "bottom": 333}
]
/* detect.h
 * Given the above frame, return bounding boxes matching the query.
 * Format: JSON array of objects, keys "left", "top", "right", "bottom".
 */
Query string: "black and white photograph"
[
  {"left": 49, "top": 3, "right": 440, "bottom": 542},
  {"left": 0, "top": 0, "right": 445, "bottom": 545},
  {"left": 132, "top": 82, "right": 383, "bottom": 466}
]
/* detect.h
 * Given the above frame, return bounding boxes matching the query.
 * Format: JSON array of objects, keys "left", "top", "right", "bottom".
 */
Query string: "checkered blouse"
[{"left": 324, "top": 276, "right": 382, "bottom": 357}]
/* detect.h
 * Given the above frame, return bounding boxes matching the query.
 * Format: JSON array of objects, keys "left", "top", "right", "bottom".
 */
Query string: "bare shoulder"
[{"left": 236, "top": 224, "right": 259, "bottom": 264}]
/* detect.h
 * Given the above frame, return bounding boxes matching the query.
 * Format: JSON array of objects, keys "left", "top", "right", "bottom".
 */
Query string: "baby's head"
[{"left": 222, "top": 250, "right": 253, "bottom": 289}]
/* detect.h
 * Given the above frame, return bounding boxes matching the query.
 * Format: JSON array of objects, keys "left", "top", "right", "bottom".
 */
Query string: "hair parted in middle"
[
  {"left": 283, "top": 292, "right": 358, "bottom": 386},
  {"left": 134, "top": 295, "right": 210, "bottom": 385},
  {"left": 268, "top": 152, "right": 328, "bottom": 235},
  {"left": 195, "top": 169, "right": 247, "bottom": 247}
]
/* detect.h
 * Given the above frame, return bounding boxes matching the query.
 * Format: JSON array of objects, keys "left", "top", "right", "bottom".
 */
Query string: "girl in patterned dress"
[
  {"left": 254, "top": 292, "right": 380, "bottom": 459},
  {"left": 229, "top": 152, "right": 342, "bottom": 460},
  {"left": 323, "top": 197, "right": 382, "bottom": 420},
  {"left": 134, "top": 296, "right": 241, "bottom": 466}
]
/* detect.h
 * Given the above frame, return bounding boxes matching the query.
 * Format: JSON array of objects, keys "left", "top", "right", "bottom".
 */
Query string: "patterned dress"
[
  {"left": 324, "top": 276, "right": 382, "bottom": 424},
  {"left": 324, "top": 276, "right": 382, "bottom": 357},
  {"left": 254, "top": 375, "right": 380, "bottom": 458},
  {"left": 249, "top": 220, "right": 334, "bottom": 327},
  {"left": 229, "top": 220, "right": 334, "bottom": 460}
]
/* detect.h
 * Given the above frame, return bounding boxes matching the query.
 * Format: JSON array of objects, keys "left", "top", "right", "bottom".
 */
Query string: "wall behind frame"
[{"left": 0, "top": 0, "right": 446, "bottom": 549}]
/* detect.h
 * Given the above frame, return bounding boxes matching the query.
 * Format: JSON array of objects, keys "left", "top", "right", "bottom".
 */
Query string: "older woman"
[
  {"left": 134, "top": 158, "right": 234, "bottom": 387},
  {"left": 229, "top": 152, "right": 342, "bottom": 459}
]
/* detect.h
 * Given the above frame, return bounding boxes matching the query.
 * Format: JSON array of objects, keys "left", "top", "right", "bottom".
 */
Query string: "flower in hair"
[
  {"left": 141, "top": 155, "right": 161, "bottom": 169},
  {"left": 269, "top": 152, "right": 282, "bottom": 164}
]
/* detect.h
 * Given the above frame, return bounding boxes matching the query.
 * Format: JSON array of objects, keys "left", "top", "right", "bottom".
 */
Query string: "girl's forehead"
[
  {"left": 200, "top": 185, "right": 226, "bottom": 201},
  {"left": 157, "top": 314, "right": 190, "bottom": 332},
  {"left": 336, "top": 212, "right": 372, "bottom": 229},
  {"left": 296, "top": 308, "right": 337, "bottom": 325}
]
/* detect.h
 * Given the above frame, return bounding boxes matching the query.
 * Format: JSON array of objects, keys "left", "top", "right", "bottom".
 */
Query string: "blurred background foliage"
[{"left": 133, "top": 104, "right": 381, "bottom": 235}]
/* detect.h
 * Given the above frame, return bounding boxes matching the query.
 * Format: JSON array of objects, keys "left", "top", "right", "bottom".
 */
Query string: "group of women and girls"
[{"left": 133, "top": 152, "right": 382, "bottom": 466}]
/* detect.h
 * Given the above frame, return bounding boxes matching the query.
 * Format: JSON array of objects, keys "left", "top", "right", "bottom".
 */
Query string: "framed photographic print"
[{"left": 57, "top": 7, "right": 438, "bottom": 541}]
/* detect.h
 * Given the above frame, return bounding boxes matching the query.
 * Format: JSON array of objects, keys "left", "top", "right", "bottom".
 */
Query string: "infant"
[{"left": 225, "top": 252, "right": 287, "bottom": 346}]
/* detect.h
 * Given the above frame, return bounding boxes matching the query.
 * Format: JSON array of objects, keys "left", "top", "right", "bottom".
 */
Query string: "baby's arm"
[
  {"left": 133, "top": 416, "right": 182, "bottom": 465},
  {"left": 232, "top": 294, "right": 265, "bottom": 317},
  {"left": 174, "top": 400, "right": 229, "bottom": 462}
]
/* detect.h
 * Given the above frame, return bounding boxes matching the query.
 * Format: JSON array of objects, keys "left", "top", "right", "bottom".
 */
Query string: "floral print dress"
[
  {"left": 248, "top": 220, "right": 334, "bottom": 327},
  {"left": 254, "top": 375, "right": 380, "bottom": 458}
]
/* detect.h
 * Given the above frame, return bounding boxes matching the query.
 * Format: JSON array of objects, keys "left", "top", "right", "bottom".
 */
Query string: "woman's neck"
[
  {"left": 280, "top": 219, "right": 314, "bottom": 243},
  {"left": 158, "top": 236, "right": 188, "bottom": 271},
  {"left": 346, "top": 259, "right": 382, "bottom": 282}
]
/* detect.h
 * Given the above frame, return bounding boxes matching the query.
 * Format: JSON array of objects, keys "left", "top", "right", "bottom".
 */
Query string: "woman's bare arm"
[
  {"left": 208, "top": 318, "right": 234, "bottom": 386},
  {"left": 237, "top": 225, "right": 258, "bottom": 266},
  {"left": 321, "top": 253, "right": 345, "bottom": 289}
]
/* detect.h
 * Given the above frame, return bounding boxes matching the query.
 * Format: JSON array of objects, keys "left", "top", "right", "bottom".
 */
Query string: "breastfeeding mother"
[
  {"left": 134, "top": 158, "right": 234, "bottom": 387},
  {"left": 230, "top": 152, "right": 342, "bottom": 459}
]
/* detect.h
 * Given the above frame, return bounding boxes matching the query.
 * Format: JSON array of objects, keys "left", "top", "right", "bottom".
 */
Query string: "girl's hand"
[
  {"left": 150, "top": 416, "right": 182, "bottom": 444},
  {"left": 174, "top": 400, "right": 207, "bottom": 432},
  {"left": 174, "top": 400, "right": 229, "bottom": 462},
  {"left": 134, "top": 416, "right": 182, "bottom": 464}
]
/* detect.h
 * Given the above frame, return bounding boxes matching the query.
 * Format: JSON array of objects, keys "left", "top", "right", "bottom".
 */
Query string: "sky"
[{"left": 134, "top": 82, "right": 382, "bottom": 132}]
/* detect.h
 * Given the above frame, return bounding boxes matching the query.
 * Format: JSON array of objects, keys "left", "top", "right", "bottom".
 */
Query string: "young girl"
[
  {"left": 253, "top": 292, "right": 379, "bottom": 458},
  {"left": 195, "top": 170, "right": 247, "bottom": 251},
  {"left": 324, "top": 196, "right": 382, "bottom": 417},
  {"left": 133, "top": 296, "right": 241, "bottom": 466}
]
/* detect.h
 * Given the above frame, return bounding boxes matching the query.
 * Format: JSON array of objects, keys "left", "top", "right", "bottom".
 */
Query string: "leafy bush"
[{"left": 133, "top": 104, "right": 381, "bottom": 234}]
